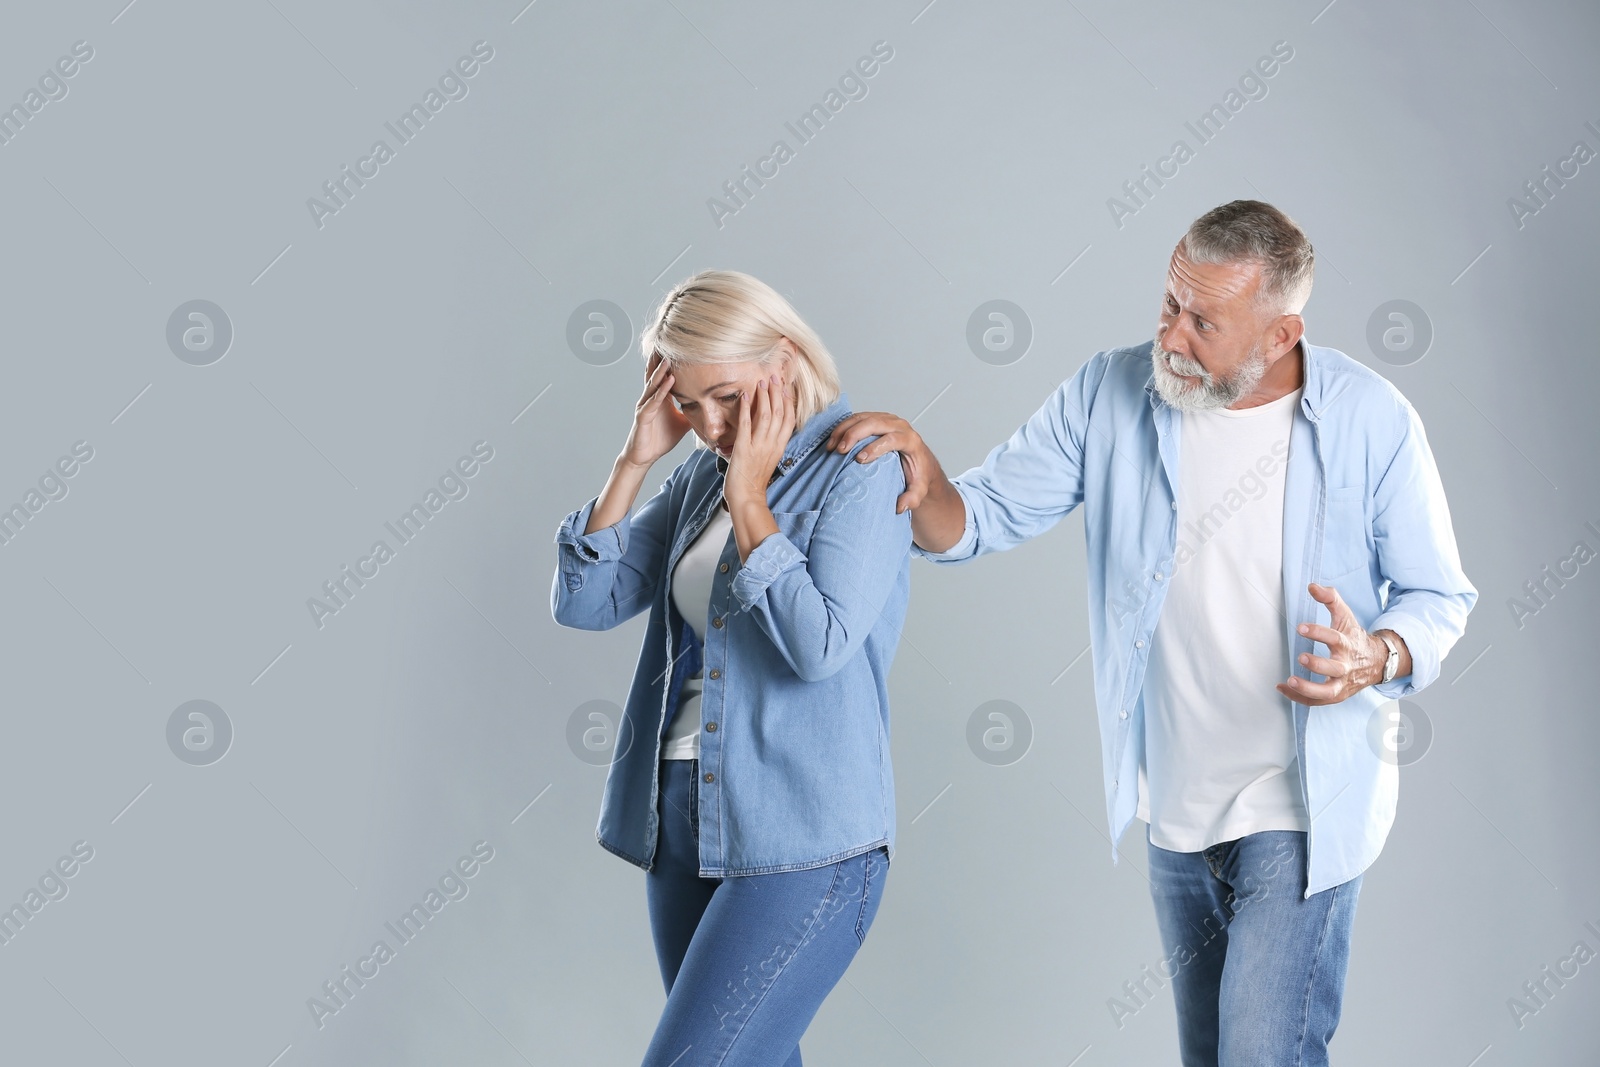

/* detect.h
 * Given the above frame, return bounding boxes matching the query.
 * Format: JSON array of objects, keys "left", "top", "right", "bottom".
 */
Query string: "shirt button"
[
  {"left": 711, "top": 616, "right": 723, "bottom": 629},
  {"left": 705, "top": 722, "right": 717, "bottom": 732},
  {"left": 1135, "top": 640, "right": 1144, "bottom": 649},
  {"left": 1119, "top": 708, "right": 1128, "bottom": 719},
  {"left": 719, "top": 562, "right": 729, "bottom": 573},
  {"left": 703, "top": 771, "right": 715, "bottom": 783},
  {"left": 709, "top": 669, "right": 721, "bottom": 679},
  {"left": 1171, "top": 501, "right": 1178, "bottom": 510},
  {"left": 1154, "top": 571, "right": 1164, "bottom": 581}
]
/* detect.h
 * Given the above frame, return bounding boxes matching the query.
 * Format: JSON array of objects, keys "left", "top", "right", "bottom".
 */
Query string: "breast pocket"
[
  {"left": 1318, "top": 484, "right": 1370, "bottom": 582},
  {"left": 770, "top": 509, "right": 822, "bottom": 553}
]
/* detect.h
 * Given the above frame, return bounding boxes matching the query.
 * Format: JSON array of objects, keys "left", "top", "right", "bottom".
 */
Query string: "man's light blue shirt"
[{"left": 914, "top": 340, "right": 1477, "bottom": 895}]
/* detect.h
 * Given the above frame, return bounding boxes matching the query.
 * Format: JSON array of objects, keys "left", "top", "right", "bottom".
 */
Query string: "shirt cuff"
[
  {"left": 554, "top": 495, "right": 627, "bottom": 563},
  {"left": 730, "top": 531, "right": 806, "bottom": 609},
  {"left": 910, "top": 483, "right": 977, "bottom": 563},
  {"left": 1369, "top": 610, "right": 1428, "bottom": 697}
]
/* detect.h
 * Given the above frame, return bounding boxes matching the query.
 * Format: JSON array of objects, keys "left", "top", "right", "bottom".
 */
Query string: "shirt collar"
[{"left": 712, "top": 391, "right": 853, "bottom": 483}]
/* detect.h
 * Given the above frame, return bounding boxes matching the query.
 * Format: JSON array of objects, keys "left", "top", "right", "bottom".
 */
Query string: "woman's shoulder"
[{"left": 799, "top": 416, "right": 906, "bottom": 499}]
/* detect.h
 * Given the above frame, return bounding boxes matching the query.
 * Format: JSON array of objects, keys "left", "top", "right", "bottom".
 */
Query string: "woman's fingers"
[
  {"left": 646, "top": 350, "right": 671, "bottom": 387},
  {"left": 747, "top": 378, "right": 765, "bottom": 447},
  {"left": 639, "top": 356, "right": 670, "bottom": 406},
  {"left": 762, "top": 374, "right": 789, "bottom": 438},
  {"left": 769, "top": 376, "right": 790, "bottom": 446},
  {"left": 641, "top": 374, "right": 673, "bottom": 416}
]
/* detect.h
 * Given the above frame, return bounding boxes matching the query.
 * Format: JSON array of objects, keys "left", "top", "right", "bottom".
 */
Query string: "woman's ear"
[{"left": 775, "top": 337, "right": 799, "bottom": 384}]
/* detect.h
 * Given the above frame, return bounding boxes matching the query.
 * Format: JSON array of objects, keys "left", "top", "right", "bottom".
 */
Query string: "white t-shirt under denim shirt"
[
  {"left": 1136, "top": 385, "right": 1311, "bottom": 851},
  {"left": 661, "top": 502, "right": 735, "bottom": 760}
]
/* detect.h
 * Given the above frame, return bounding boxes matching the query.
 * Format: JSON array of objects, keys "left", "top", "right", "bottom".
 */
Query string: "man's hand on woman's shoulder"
[{"left": 826, "top": 412, "right": 935, "bottom": 514}]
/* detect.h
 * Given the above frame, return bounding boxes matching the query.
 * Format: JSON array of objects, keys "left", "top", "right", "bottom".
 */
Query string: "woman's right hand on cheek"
[{"left": 621, "top": 353, "right": 693, "bottom": 470}]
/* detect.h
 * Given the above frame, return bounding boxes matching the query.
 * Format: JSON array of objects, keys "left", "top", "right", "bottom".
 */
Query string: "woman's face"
[{"left": 667, "top": 350, "right": 792, "bottom": 458}]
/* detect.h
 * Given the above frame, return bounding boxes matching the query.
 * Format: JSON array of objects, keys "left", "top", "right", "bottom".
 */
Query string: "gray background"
[{"left": 1, "top": 0, "right": 1596, "bottom": 1064}]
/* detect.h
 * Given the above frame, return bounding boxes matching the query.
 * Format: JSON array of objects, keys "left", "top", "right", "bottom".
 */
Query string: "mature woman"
[{"left": 551, "top": 270, "right": 912, "bottom": 1066}]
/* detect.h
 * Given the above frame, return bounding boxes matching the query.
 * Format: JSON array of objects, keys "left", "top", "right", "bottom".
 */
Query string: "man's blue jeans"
[
  {"left": 641, "top": 758, "right": 888, "bottom": 1067},
  {"left": 1146, "top": 829, "right": 1363, "bottom": 1067}
]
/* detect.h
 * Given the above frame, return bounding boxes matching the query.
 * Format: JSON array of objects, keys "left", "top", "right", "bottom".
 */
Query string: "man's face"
[{"left": 1151, "top": 250, "right": 1271, "bottom": 411}]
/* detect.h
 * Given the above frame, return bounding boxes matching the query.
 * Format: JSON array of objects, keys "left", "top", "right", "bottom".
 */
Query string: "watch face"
[{"left": 1381, "top": 638, "right": 1399, "bottom": 682}]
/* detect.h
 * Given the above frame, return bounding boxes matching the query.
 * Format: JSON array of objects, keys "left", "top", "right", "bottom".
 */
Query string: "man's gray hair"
[{"left": 1178, "top": 200, "right": 1315, "bottom": 316}]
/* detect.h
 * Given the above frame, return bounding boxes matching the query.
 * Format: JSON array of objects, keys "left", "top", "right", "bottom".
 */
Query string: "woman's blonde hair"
[{"left": 641, "top": 270, "right": 841, "bottom": 431}]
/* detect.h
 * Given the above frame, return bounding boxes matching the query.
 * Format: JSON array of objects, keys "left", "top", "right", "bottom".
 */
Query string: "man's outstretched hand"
[
  {"left": 825, "top": 412, "right": 936, "bottom": 515},
  {"left": 1277, "top": 581, "right": 1407, "bottom": 705}
]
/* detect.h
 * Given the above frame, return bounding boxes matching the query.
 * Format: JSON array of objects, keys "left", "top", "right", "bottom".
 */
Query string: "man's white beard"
[{"left": 1150, "top": 339, "right": 1268, "bottom": 411}]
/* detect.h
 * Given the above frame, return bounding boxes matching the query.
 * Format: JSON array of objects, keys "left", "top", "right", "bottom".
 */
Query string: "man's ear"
[
  {"left": 1275, "top": 314, "right": 1305, "bottom": 359},
  {"left": 1261, "top": 314, "right": 1303, "bottom": 364}
]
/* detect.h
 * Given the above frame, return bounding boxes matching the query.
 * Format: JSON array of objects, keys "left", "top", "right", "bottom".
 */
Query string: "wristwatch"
[{"left": 1376, "top": 631, "right": 1401, "bottom": 685}]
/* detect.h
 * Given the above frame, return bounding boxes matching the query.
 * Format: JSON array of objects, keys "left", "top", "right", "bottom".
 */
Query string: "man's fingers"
[
  {"left": 856, "top": 431, "right": 915, "bottom": 462},
  {"left": 825, "top": 413, "right": 870, "bottom": 452},
  {"left": 898, "top": 451, "right": 921, "bottom": 493},
  {"left": 894, "top": 450, "right": 927, "bottom": 512},
  {"left": 1297, "top": 622, "right": 1343, "bottom": 651},
  {"left": 895, "top": 484, "right": 927, "bottom": 514},
  {"left": 1279, "top": 678, "right": 1337, "bottom": 704},
  {"left": 829, "top": 412, "right": 904, "bottom": 453},
  {"left": 1298, "top": 652, "right": 1346, "bottom": 678}
]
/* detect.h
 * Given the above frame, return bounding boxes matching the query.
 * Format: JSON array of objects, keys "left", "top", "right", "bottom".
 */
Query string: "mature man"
[{"left": 827, "top": 201, "right": 1477, "bottom": 1066}]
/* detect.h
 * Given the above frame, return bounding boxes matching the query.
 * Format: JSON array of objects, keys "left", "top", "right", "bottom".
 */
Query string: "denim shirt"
[
  {"left": 915, "top": 340, "right": 1478, "bottom": 896},
  {"left": 552, "top": 392, "right": 912, "bottom": 876}
]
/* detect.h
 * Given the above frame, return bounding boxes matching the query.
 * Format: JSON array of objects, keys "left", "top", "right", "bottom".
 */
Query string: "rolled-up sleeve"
[
  {"left": 551, "top": 468, "right": 679, "bottom": 632},
  {"left": 556, "top": 495, "right": 627, "bottom": 563},
  {"left": 909, "top": 481, "right": 980, "bottom": 563},
  {"left": 1368, "top": 397, "right": 1478, "bottom": 696}
]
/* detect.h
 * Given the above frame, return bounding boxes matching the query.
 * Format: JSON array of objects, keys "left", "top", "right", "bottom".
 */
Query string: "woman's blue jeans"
[
  {"left": 641, "top": 758, "right": 887, "bottom": 1067},
  {"left": 1146, "top": 829, "right": 1363, "bottom": 1067}
]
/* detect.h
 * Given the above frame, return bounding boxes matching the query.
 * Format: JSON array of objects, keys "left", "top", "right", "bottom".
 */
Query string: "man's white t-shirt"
[
  {"left": 661, "top": 503, "right": 734, "bottom": 760},
  {"left": 1136, "top": 385, "right": 1311, "bottom": 852}
]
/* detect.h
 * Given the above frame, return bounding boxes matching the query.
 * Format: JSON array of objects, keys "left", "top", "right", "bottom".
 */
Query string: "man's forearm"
[{"left": 911, "top": 474, "right": 967, "bottom": 553}]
